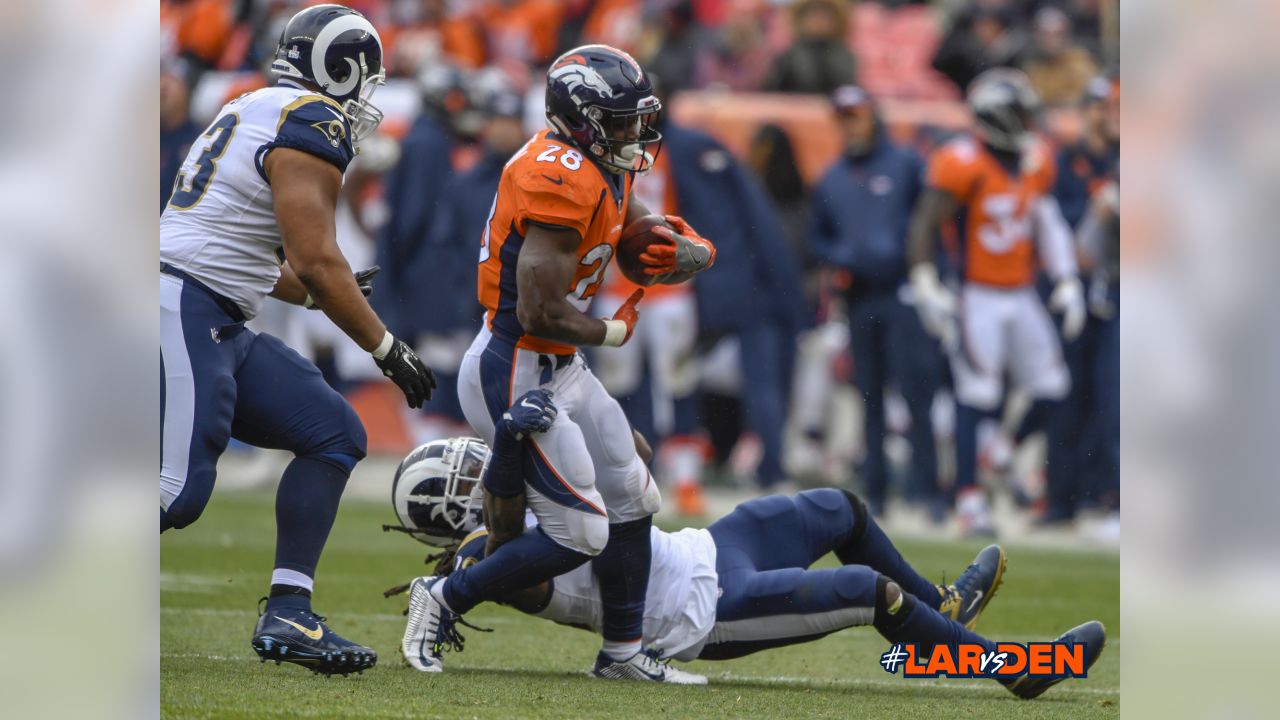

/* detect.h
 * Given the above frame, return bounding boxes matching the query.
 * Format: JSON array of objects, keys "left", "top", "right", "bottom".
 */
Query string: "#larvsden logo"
[{"left": 879, "top": 642, "right": 1090, "bottom": 679}]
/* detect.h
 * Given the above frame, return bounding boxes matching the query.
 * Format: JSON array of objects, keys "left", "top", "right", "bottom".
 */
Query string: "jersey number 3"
[{"left": 168, "top": 113, "right": 240, "bottom": 211}]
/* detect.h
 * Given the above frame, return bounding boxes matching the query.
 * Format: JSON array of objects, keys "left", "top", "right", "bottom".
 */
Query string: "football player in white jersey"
[
  {"left": 388, "top": 401, "right": 1106, "bottom": 699},
  {"left": 160, "top": 5, "right": 435, "bottom": 675}
]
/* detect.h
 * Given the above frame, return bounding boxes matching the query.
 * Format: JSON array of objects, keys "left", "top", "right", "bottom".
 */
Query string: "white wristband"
[
  {"left": 601, "top": 319, "right": 628, "bottom": 347},
  {"left": 371, "top": 330, "right": 395, "bottom": 360},
  {"left": 302, "top": 294, "right": 316, "bottom": 309}
]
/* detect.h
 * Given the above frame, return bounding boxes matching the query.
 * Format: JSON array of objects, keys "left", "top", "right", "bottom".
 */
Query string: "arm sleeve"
[
  {"left": 1034, "top": 195, "right": 1079, "bottom": 280},
  {"left": 258, "top": 98, "right": 355, "bottom": 175},
  {"left": 482, "top": 426, "right": 526, "bottom": 498}
]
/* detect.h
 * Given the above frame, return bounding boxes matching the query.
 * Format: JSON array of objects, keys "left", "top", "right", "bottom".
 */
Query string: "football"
[{"left": 615, "top": 214, "right": 673, "bottom": 286}]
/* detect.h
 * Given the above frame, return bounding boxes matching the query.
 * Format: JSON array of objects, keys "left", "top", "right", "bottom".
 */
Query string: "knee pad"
[
  {"left": 163, "top": 477, "right": 214, "bottom": 530},
  {"left": 566, "top": 511, "right": 610, "bottom": 556},
  {"left": 831, "top": 564, "right": 880, "bottom": 604},
  {"left": 308, "top": 398, "right": 368, "bottom": 461}
]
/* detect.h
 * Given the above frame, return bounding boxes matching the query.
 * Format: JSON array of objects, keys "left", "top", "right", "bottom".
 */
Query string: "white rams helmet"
[{"left": 389, "top": 437, "right": 489, "bottom": 547}]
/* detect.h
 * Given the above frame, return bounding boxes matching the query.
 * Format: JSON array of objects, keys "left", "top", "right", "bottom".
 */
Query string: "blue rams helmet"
[
  {"left": 545, "top": 44, "right": 662, "bottom": 174},
  {"left": 390, "top": 438, "right": 489, "bottom": 547},
  {"left": 271, "top": 4, "right": 386, "bottom": 141}
]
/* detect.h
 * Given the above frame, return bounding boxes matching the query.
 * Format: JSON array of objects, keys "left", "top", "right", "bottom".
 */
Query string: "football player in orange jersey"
[
  {"left": 907, "top": 69, "right": 1085, "bottom": 535},
  {"left": 400, "top": 45, "right": 716, "bottom": 682}
]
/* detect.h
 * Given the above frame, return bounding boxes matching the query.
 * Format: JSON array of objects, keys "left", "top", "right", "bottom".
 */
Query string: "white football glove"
[
  {"left": 1049, "top": 276, "right": 1086, "bottom": 341},
  {"left": 909, "top": 264, "right": 958, "bottom": 348}
]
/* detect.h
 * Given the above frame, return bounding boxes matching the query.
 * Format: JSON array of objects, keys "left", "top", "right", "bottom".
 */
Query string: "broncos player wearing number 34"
[
  {"left": 390, "top": 390, "right": 1106, "bottom": 699},
  {"left": 159, "top": 5, "right": 436, "bottom": 675},
  {"left": 404, "top": 44, "right": 717, "bottom": 683}
]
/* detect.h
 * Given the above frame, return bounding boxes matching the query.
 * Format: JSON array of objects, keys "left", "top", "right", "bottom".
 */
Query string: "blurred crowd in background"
[{"left": 161, "top": 0, "right": 1119, "bottom": 542}]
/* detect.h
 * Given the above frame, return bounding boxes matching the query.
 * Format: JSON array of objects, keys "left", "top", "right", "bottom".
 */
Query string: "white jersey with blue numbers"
[{"left": 160, "top": 84, "right": 355, "bottom": 320}]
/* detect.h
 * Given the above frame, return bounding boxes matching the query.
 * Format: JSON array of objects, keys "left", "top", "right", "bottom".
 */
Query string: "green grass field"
[{"left": 161, "top": 490, "right": 1119, "bottom": 719}]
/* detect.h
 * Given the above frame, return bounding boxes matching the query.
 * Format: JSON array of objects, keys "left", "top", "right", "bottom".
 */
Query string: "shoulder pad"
[{"left": 261, "top": 95, "right": 355, "bottom": 175}]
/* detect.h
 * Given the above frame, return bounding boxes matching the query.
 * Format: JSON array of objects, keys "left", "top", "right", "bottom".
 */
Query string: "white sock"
[
  {"left": 271, "top": 568, "right": 314, "bottom": 592},
  {"left": 428, "top": 579, "right": 455, "bottom": 613},
  {"left": 602, "top": 639, "right": 642, "bottom": 661}
]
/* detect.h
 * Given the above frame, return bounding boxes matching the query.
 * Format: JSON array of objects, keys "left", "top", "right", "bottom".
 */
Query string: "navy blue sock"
[
  {"left": 874, "top": 583, "right": 995, "bottom": 653},
  {"left": 443, "top": 527, "right": 591, "bottom": 614},
  {"left": 592, "top": 516, "right": 652, "bottom": 644},
  {"left": 264, "top": 590, "right": 311, "bottom": 612},
  {"left": 835, "top": 495, "right": 941, "bottom": 609},
  {"left": 955, "top": 403, "right": 985, "bottom": 490},
  {"left": 272, "top": 454, "right": 351, "bottom": 582}
]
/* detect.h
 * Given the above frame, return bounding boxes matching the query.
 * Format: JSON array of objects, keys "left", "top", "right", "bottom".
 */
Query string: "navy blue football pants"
[
  {"left": 160, "top": 273, "right": 367, "bottom": 531},
  {"left": 701, "top": 488, "right": 938, "bottom": 660}
]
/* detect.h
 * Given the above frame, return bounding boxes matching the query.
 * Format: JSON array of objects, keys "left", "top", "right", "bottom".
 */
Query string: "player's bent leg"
[
  {"left": 231, "top": 333, "right": 374, "bottom": 674},
  {"left": 827, "top": 489, "right": 946, "bottom": 609},
  {"left": 160, "top": 273, "right": 245, "bottom": 531},
  {"left": 700, "top": 564, "right": 879, "bottom": 660}
]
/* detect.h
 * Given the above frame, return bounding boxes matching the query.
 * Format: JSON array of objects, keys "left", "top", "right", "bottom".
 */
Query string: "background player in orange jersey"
[
  {"left": 908, "top": 69, "right": 1085, "bottom": 536},
  {"left": 403, "top": 45, "right": 717, "bottom": 682}
]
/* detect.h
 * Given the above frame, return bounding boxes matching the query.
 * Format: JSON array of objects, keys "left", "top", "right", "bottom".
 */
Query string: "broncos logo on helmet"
[{"left": 545, "top": 44, "right": 662, "bottom": 174}]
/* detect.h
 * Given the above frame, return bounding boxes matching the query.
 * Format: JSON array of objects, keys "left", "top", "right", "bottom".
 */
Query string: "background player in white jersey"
[
  {"left": 159, "top": 4, "right": 435, "bottom": 675},
  {"left": 387, "top": 409, "right": 1106, "bottom": 700}
]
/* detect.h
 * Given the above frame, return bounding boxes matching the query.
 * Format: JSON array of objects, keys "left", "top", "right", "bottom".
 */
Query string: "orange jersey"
[
  {"left": 478, "top": 130, "right": 633, "bottom": 354},
  {"left": 926, "top": 137, "right": 1057, "bottom": 288},
  {"left": 602, "top": 145, "right": 688, "bottom": 300}
]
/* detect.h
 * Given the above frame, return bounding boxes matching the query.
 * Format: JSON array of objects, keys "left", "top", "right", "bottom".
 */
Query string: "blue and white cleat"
[
  {"left": 251, "top": 602, "right": 376, "bottom": 676},
  {"left": 938, "top": 544, "right": 1007, "bottom": 630},
  {"left": 1002, "top": 621, "right": 1107, "bottom": 699},
  {"left": 591, "top": 649, "right": 707, "bottom": 685},
  {"left": 401, "top": 576, "right": 465, "bottom": 672}
]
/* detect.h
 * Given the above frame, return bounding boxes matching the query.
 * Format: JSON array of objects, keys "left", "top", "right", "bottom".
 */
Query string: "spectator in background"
[
  {"left": 640, "top": 1, "right": 703, "bottom": 94},
  {"left": 664, "top": 115, "right": 807, "bottom": 491},
  {"left": 931, "top": 4, "right": 1025, "bottom": 92},
  {"left": 695, "top": 1, "right": 771, "bottom": 92},
  {"left": 375, "top": 63, "right": 473, "bottom": 342},
  {"left": 1051, "top": 75, "right": 1119, "bottom": 530},
  {"left": 382, "top": 0, "right": 488, "bottom": 76},
  {"left": 478, "top": 0, "right": 565, "bottom": 81},
  {"left": 809, "top": 86, "right": 943, "bottom": 519},
  {"left": 764, "top": 0, "right": 857, "bottom": 95},
  {"left": 748, "top": 125, "right": 811, "bottom": 264},
  {"left": 1021, "top": 6, "right": 1097, "bottom": 107},
  {"left": 159, "top": 68, "right": 199, "bottom": 212},
  {"left": 405, "top": 89, "right": 527, "bottom": 442},
  {"left": 161, "top": 0, "right": 233, "bottom": 76}
]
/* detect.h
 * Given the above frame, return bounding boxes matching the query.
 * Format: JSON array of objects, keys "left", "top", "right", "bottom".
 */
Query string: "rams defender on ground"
[
  {"left": 908, "top": 69, "right": 1086, "bottom": 535},
  {"left": 404, "top": 44, "right": 716, "bottom": 682},
  {"left": 388, "top": 390, "right": 1106, "bottom": 699},
  {"left": 160, "top": 5, "right": 435, "bottom": 675}
]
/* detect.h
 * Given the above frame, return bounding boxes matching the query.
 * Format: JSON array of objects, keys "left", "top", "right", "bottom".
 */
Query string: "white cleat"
[
  {"left": 401, "top": 576, "right": 458, "bottom": 672},
  {"left": 591, "top": 649, "right": 708, "bottom": 685}
]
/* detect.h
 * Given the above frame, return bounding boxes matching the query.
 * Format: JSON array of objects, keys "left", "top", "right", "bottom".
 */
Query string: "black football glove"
[
  {"left": 374, "top": 337, "right": 437, "bottom": 408},
  {"left": 304, "top": 265, "right": 381, "bottom": 309}
]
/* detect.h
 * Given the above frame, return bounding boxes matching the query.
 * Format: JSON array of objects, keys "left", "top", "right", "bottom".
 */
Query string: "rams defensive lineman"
[
  {"left": 403, "top": 45, "right": 717, "bottom": 682},
  {"left": 908, "top": 69, "right": 1085, "bottom": 535},
  {"left": 160, "top": 5, "right": 435, "bottom": 674}
]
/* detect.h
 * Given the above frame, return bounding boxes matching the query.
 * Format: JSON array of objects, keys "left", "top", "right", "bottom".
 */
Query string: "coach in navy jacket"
[
  {"left": 663, "top": 120, "right": 806, "bottom": 488},
  {"left": 809, "top": 86, "right": 942, "bottom": 516}
]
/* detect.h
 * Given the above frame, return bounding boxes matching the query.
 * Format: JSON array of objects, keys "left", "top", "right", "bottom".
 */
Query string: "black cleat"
[
  {"left": 1002, "top": 621, "right": 1107, "bottom": 700},
  {"left": 251, "top": 602, "right": 377, "bottom": 676},
  {"left": 938, "top": 544, "right": 1006, "bottom": 630}
]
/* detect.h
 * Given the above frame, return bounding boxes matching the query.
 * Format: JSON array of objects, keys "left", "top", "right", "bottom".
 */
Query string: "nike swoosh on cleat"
[
  {"left": 541, "top": 174, "right": 565, "bottom": 185},
  {"left": 275, "top": 616, "right": 324, "bottom": 640},
  {"left": 966, "top": 590, "right": 984, "bottom": 614}
]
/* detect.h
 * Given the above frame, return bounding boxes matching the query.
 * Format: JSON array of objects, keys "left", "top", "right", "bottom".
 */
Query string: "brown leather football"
[{"left": 615, "top": 214, "right": 673, "bottom": 286}]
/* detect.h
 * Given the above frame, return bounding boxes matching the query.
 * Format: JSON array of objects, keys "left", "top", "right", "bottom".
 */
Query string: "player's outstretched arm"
[
  {"left": 268, "top": 147, "right": 435, "bottom": 407},
  {"left": 516, "top": 224, "right": 639, "bottom": 347},
  {"left": 907, "top": 188, "right": 961, "bottom": 345}
]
